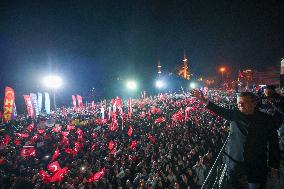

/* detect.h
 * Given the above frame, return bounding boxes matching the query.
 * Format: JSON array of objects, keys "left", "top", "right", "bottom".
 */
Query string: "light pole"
[
  {"left": 219, "top": 67, "right": 226, "bottom": 87},
  {"left": 43, "top": 75, "right": 62, "bottom": 110}
]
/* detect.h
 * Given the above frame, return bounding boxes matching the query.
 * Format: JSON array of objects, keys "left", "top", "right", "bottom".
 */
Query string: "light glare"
[
  {"left": 126, "top": 80, "right": 137, "bottom": 90},
  {"left": 43, "top": 76, "right": 62, "bottom": 89}
]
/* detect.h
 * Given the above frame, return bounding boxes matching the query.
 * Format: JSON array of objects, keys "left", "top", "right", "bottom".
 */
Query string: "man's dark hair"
[{"left": 237, "top": 92, "right": 258, "bottom": 102}]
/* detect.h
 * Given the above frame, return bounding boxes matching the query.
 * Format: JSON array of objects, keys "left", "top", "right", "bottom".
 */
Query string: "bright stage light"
[
  {"left": 43, "top": 75, "right": 62, "bottom": 89},
  {"left": 155, "top": 80, "right": 165, "bottom": 88},
  {"left": 190, "top": 82, "right": 197, "bottom": 89},
  {"left": 126, "top": 80, "right": 137, "bottom": 90}
]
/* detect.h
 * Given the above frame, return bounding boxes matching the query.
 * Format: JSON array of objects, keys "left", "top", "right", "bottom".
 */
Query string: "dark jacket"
[{"left": 206, "top": 102, "right": 280, "bottom": 183}]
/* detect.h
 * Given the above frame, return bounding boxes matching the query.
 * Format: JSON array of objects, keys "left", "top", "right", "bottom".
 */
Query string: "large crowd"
[{"left": 0, "top": 90, "right": 242, "bottom": 189}]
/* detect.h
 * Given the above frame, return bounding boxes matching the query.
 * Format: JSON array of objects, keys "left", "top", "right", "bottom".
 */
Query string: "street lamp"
[
  {"left": 219, "top": 67, "right": 226, "bottom": 86},
  {"left": 155, "top": 79, "right": 166, "bottom": 89},
  {"left": 43, "top": 75, "right": 62, "bottom": 110},
  {"left": 126, "top": 80, "right": 138, "bottom": 91}
]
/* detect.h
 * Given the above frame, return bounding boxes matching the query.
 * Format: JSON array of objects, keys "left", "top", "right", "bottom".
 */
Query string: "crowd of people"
[{"left": 0, "top": 90, "right": 236, "bottom": 189}]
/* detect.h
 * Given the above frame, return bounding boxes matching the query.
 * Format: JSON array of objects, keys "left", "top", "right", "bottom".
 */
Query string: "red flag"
[
  {"left": 52, "top": 126, "right": 62, "bottom": 133},
  {"left": 154, "top": 117, "right": 166, "bottom": 124},
  {"left": 110, "top": 148, "right": 116, "bottom": 155},
  {"left": 26, "top": 123, "right": 35, "bottom": 132},
  {"left": 0, "top": 158, "right": 5, "bottom": 165},
  {"left": 130, "top": 140, "right": 137, "bottom": 150},
  {"left": 1, "top": 135, "right": 11, "bottom": 146},
  {"left": 37, "top": 129, "right": 45, "bottom": 134},
  {"left": 3, "top": 87, "right": 15, "bottom": 122},
  {"left": 29, "top": 134, "right": 39, "bottom": 143},
  {"left": 51, "top": 147, "right": 60, "bottom": 161},
  {"left": 72, "top": 95, "right": 77, "bottom": 111},
  {"left": 47, "top": 161, "right": 62, "bottom": 174},
  {"left": 67, "top": 125, "right": 75, "bottom": 131},
  {"left": 147, "top": 134, "right": 157, "bottom": 143},
  {"left": 128, "top": 97, "right": 132, "bottom": 120},
  {"left": 15, "top": 133, "right": 29, "bottom": 138},
  {"left": 60, "top": 137, "right": 69, "bottom": 147},
  {"left": 127, "top": 126, "right": 133, "bottom": 137},
  {"left": 49, "top": 167, "right": 68, "bottom": 182},
  {"left": 109, "top": 119, "right": 118, "bottom": 131},
  {"left": 108, "top": 140, "right": 115, "bottom": 150},
  {"left": 75, "top": 128, "right": 83, "bottom": 136},
  {"left": 76, "top": 95, "right": 83, "bottom": 111},
  {"left": 91, "top": 132, "right": 97, "bottom": 139},
  {"left": 24, "top": 95, "right": 34, "bottom": 118},
  {"left": 64, "top": 148, "right": 73, "bottom": 154},
  {"left": 14, "top": 139, "right": 21, "bottom": 145},
  {"left": 39, "top": 170, "right": 51, "bottom": 183},
  {"left": 20, "top": 146, "right": 36, "bottom": 157},
  {"left": 61, "top": 131, "right": 69, "bottom": 137},
  {"left": 88, "top": 167, "right": 106, "bottom": 182}
]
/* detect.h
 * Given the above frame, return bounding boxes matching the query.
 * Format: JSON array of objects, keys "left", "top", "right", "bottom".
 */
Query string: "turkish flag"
[
  {"left": 61, "top": 131, "right": 69, "bottom": 137},
  {"left": 130, "top": 140, "right": 137, "bottom": 150},
  {"left": 91, "top": 132, "right": 97, "bottom": 139},
  {"left": 52, "top": 126, "right": 62, "bottom": 133},
  {"left": 29, "top": 134, "right": 39, "bottom": 143},
  {"left": 26, "top": 123, "right": 35, "bottom": 132},
  {"left": 15, "top": 133, "right": 29, "bottom": 138},
  {"left": 127, "top": 126, "right": 133, "bottom": 137},
  {"left": 14, "top": 139, "right": 21, "bottom": 145},
  {"left": 67, "top": 125, "right": 75, "bottom": 131},
  {"left": 49, "top": 167, "right": 68, "bottom": 182},
  {"left": 75, "top": 128, "right": 83, "bottom": 136},
  {"left": 64, "top": 148, "right": 74, "bottom": 154},
  {"left": 147, "top": 134, "right": 157, "bottom": 143},
  {"left": 1, "top": 135, "right": 11, "bottom": 145},
  {"left": 37, "top": 129, "right": 45, "bottom": 134},
  {"left": 51, "top": 147, "right": 60, "bottom": 161},
  {"left": 60, "top": 137, "right": 69, "bottom": 147},
  {"left": 108, "top": 140, "right": 115, "bottom": 150},
  {"left": 20, "top": 146, "right": 36, "bottom": 157},
  {"left": 109, "top": 120, "right": 118, "bottom": 131},
  {"left": 154, "top": 117, "right": 166, "bottom": 124},
  {"left": 39, "top": 170, "right": 51, "bottom": 183},
  {"left": 47, "top": 161, "right": 62, "bottom": 174},
  {"left": 88, "top": 167, "right": 106, "bottom": 182}
]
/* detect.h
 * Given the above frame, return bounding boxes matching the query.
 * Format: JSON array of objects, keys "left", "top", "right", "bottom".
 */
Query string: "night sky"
[{"left": 0, "top": 0, "right": 283, "bottom": 105}]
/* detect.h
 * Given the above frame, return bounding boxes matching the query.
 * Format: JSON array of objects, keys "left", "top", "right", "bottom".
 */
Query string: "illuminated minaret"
[
  {"left": 178, "top": 50, "right": 190, "bottom": 80},
  {"left": 157, "top": 60, "right": 162, "bottom": 77}
]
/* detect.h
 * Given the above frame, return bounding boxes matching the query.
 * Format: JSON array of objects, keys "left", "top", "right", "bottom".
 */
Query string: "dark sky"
[{"left": 0, "top": 0, "right": 283, "bottom": 104}]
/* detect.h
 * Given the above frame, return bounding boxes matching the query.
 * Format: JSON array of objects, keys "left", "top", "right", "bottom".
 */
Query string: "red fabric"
[
  {"left": 23, "top": 95, "right": 34, "bottom": 118},
  {"left": 39, "top": 170, "right": 51, "bottom": 183},
  {"left": 109, "top": 119, "right": 118, "bottom": 131},
  {"left": 15, "top": 133, "right": 29, "bottom": 138},
  {"left": 108, "top": 140, "right": 115, "bottom": 150},
  {"left": 75, "top": 128, "right": 83, "bottom": 136},
  {"left": 49, "top": 167, "right": 68, "bottom": 182},
  {"left": 0, "top": 158, "right": 5, "bottom": 165},
  {"left": 51, "top": 147, "right": 60, "bottom": 161},
  {"left": 48, "top": 161, "right": 62, "bottom": 174},
  {"left": 127, "top": 126, "right": 133, "bottom": 137},
  {"left": 3, "top": 87, "right": 15, "bottom": 122},
  {"left": 26, "top": 123, "right": 35, "bottom": 132},
  {"left": 91, "top": 132, "right": 97, "bottom": 139},
  {"left": 14, "top": 139, "right": 21, "bottom": 145},
  {"left": 60, "top": 137, "right": 69, "bottom": 147},
  {"left": 64, "top": 148, "right": 73, "bottom": 154},
  {"left": 61, "top": 131, "right": 69, "bottom": 137},
  {"left": 88, "top": 167, "right": 106, "bottom": 182},
  {"left": 67, "top": 125, "right": 75, "bottom": 131},
  {"left": 130, "top": 140, "right": 137, "bottom": 150},
  {"left": 147, "top": 134, "right": 157, "bottom": 143},
  {"left": 52, "top": 126, "right": 62, "bottom": 133},
  {"left": 1, "top": 135, "right": 11, "bottom": 145},
  {"left": 37, "top": 129, "right": 45, "bottom": 134},
  {"left": 154, "top": 117, "right": 166, "bottom": 124},
  {"left": 20, "top": 146, "right": 36, "bottom": 157}
]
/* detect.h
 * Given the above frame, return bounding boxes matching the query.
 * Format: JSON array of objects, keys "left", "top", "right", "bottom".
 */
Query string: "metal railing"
[{"left": 201, "top": 135, "right": 229, "bottom": 189}]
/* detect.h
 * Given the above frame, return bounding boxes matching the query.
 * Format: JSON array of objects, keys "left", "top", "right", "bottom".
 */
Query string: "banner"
[
  {"left": 45, "top": 92, "right": 50, "bottom": 114},
  {"left": 38, "top": 93, "right": 43, "bottom": 114},
  {"left": 30, "top": 93, "right": 39, "bottom": 116},
  {"left": 72, "top": 95, "right": 77, "bottom": 111},
  {"left": 24, "top": 95, "right": 34, "bottom": 118},
  {"left": 3, "top": 86, "right": 15, "bottom": 122},
  {"left": 76, "top": 95, "right": 83, "bottom": 110},
  {"left": 13, "top": 103, "right": 17, "bottom": 120},
  {"left": 281, "top": 59, "right": 284, "bottom": 75}
]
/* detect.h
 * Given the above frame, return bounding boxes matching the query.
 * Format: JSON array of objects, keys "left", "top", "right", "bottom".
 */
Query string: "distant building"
[{"left": 177, "top": 50, "right": 190, "bottom": 80}]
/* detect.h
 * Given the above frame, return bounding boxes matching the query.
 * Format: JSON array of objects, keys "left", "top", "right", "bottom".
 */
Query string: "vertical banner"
[
  {"left": 72, "top": 95, "right": 77, "bottom": 111},
  {"left": 37, "top": 93, "right": 43, "bottom": 114},
  {"left": 3, "top": 86, "right": 15, "bottom": 122},
  {"left": 45, "top": 92, "right": 51, "bottom": 114},
  {"left": 30, "top": 93, "right": 39, "bottom": 116},
  {"left": 24, "top": 95, "right": 34, "bottom": 118},
  {"left": 76, "top": 95, "right": 83, "bottom": 111},
  {"left": 13, "top": 103, "right": 17, "bottom": 120},
  {"left": 281, "top": 59, "right": 284, "bottom": 75},
  {"left": 128, "top": 97, "right": 132, "bottom": 120}
]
